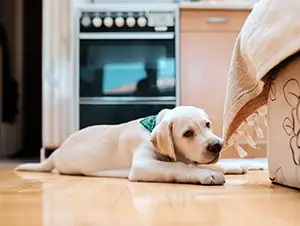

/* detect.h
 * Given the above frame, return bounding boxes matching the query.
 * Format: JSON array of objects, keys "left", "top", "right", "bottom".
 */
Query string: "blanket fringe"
[
  {"left": 234, "top": 143, "right": 248, "bottom": 158},
  {"left": 223, "top": 105, "right": 268, "bottom": 158}
]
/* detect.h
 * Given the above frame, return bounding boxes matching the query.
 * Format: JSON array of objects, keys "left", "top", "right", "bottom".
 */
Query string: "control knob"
[
  {"left": 115, "top": 17, "right": 125, "bottom": 27},
  {"left": 92, "top": 16, "right": 102, "bottom": 27},
  {"left": 104, "top": 17, "right": 113, "bottom": 27},
  {"left": 126, "top": 16, "right": 136, "bottom": 27},
  {"left": 137, "top": 17, "right": 147, "bottom": 27},
  {"left": 81, "top": 16, "right": 91, "bottom": 27}
]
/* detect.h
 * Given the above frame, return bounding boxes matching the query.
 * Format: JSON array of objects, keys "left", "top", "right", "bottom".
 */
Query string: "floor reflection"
[{"left": 0, "top": 165, "right": 299, "bottom": 226}]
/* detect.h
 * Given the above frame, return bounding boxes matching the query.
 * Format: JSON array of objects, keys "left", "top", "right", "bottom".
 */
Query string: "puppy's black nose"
[{"left": 207, "top": 141, "right": 223, "bottom": 153}]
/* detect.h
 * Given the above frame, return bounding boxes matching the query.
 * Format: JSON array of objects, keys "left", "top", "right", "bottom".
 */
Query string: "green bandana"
[{"left": 140, "top": 115, "right": 157, "bottom": 132}]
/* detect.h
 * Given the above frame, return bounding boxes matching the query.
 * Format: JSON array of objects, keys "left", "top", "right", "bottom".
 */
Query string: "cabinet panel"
[
  {"left": 180, "top": 32, "right": 238, "bottom": 137},
  {"left": 181, "top": 10, "right": 249, "bottom": 33},
  {"left": 180, "top": 31, "right": 266, "bottom": 158}
]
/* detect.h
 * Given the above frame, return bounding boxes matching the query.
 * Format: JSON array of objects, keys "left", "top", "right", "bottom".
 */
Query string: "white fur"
[{"left": 15, "top": 106, "right": 247, "bottom": 185}]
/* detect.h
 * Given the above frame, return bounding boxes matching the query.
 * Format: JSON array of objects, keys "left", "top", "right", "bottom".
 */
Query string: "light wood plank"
[{"left": 0, "top": 164, "right": 300, "bottom": 226}]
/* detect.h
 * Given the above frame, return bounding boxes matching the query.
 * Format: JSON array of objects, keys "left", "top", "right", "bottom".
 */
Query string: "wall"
[{"left": 0, "top": 0, "right": 23, "bottom": 158}]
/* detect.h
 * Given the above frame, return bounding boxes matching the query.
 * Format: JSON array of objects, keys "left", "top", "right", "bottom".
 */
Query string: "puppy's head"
[{"left": 150, "top": 106, "right": 223, "bottom": 164}]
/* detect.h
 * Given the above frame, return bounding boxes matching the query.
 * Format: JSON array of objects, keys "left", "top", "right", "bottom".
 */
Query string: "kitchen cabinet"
[{"left": 180, "top": 9, "right": 267, "bottom": 158}]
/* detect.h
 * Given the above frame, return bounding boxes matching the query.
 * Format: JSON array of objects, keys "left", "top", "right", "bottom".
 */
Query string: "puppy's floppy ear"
[{"left": 150, "top": 109, "right": 176, "bottom": 161}]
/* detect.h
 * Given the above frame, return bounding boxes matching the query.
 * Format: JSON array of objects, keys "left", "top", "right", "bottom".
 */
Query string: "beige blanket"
[{"left": 222, "top": 0, "right": 300, "bottom": 155}]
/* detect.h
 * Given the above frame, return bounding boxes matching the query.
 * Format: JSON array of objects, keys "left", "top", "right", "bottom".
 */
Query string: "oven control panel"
[{"left": 79, "top": 11, "right": 175, "bottom": 32}]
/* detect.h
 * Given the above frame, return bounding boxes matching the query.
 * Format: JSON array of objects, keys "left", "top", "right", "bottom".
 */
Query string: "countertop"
[{"left": 180, "top": 0, "right": 261, "bottom": 10}]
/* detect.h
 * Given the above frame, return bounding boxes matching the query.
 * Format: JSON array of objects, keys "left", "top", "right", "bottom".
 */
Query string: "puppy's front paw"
[
  {"left": 197, "top": 170, "right": 225, "bottom": 185},
  {"left": 223, "top": 165, "right": 248, "bottom": 175}
]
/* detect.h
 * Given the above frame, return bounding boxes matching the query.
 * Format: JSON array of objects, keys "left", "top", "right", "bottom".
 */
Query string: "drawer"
[{"left": 180, "top": 10, "right": 250, "bottom": 32}]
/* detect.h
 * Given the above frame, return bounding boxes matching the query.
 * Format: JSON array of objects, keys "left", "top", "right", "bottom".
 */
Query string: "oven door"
[{"left": 78, "top": 32, "right": 177, "bottom": 128}]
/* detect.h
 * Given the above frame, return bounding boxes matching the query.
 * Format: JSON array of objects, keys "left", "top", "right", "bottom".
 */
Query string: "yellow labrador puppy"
[{"left": 15, "top": 106, "right": 246, "bottom": 185}]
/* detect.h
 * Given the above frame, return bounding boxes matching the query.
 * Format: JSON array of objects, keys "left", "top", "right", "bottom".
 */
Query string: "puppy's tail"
[{"left": 15, "top": 151, "right": 55, "bottom": 172}]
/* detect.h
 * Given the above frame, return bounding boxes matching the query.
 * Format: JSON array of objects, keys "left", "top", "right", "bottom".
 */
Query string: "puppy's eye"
[
  {"left": 183, "top": 130, "right": 194, "bottom": 137},
  {"left": 206, "top": 122, "right": 211, "bottom": 128}
]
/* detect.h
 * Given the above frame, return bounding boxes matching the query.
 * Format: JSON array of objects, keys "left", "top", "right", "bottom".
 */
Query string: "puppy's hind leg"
[{"left": 84, "top": 169, "right": 130, "bottom": 178}]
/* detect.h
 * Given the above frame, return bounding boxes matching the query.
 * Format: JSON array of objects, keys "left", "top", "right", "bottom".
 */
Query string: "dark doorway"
[{"left": 18, "top": 0, "right": 42, "bottom": 159}]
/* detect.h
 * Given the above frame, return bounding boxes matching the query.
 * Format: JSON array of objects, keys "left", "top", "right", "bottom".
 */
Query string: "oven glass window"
[
  {"left": 79, "top": 39, "right": 176, "bottom": 97},
  {"left": 80, "top": 103, "right": 175, "bottom": 128}
]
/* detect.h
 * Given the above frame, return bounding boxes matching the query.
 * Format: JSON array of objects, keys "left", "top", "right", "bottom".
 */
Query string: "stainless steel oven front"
[{"left": 75, "top": 3, "right": 180, "bottom": 129}]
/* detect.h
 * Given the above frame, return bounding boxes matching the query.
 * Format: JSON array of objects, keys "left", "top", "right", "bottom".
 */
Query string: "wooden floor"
[{"left": 1, "top": 163, "right": 300, "bottom": 226}]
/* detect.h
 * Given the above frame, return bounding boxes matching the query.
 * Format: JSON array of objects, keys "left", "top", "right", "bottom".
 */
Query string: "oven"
[
  {"left": 76, "top": 4, "right": 180, "bottom": 129},
  {"left": 41, "top": 3, "right": 179, "bottom": 158}
]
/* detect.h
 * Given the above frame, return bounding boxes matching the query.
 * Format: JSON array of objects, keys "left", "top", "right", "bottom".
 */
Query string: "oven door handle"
[
  {"left": 79, "top": 32, "right": 175, "bottom": 40},
  {"left": 79, "top": 97, "right": 176, "bottom": 105}
]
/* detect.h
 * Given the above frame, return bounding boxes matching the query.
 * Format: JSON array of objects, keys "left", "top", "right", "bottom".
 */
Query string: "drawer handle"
[{"left": 205, "top": 17, "right": 228, "bottom": 23}]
